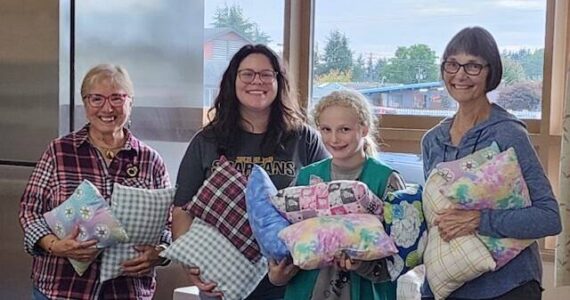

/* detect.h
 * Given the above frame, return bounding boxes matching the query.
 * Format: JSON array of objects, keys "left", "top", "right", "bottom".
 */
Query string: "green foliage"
[
  {"left": 320, "top": 30, "right": 353, "bottom": 75},
  {"left": 502, "top": 48, "right": 544, "bottom": 81},
  {"left": 352, "top": 54, "right": 367, "bottom": 81},
  {"left": 502, "top": 58, "right": 525, "bottom": 85},
  {"left": 383, "top": 44, "right": 439, "bottom": 84},
  {"left": 211, "top": 4, "right": 271, "bottom": 44},
  {"left": 316, "top": 69, "right": 353, "bottom": 83}
]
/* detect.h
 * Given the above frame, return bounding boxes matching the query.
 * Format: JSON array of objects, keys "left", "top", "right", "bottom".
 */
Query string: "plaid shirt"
[{"left": 19, "top": 125, "right": 171, "bottom": 300}]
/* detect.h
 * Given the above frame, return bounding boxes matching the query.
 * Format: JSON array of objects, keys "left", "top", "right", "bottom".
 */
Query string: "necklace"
[{"left": 88, "top": 133, "right": 125, "bottom": 160}]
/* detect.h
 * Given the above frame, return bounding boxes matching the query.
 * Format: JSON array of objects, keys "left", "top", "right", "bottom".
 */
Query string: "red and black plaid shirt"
[{"left": 19, "top": 125, "right": 171, "bottom": 300}]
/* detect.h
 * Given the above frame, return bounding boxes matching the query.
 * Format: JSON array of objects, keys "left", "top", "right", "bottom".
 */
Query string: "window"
[
  {"left": 74, "top": 0, "right": 283, "bottom": 181},
  {"left": 311, "top": 0, "right": 547, "bottom": 120}
]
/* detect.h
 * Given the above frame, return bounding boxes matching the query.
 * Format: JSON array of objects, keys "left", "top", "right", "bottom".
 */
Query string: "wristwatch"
[{"left": 155, "top": 244, "right": 171, "bottom": 266}]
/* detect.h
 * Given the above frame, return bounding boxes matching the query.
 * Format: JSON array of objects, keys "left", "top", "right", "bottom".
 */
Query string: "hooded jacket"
[{"left": 421, "top": 103, "right": 561, "bottom": 298}]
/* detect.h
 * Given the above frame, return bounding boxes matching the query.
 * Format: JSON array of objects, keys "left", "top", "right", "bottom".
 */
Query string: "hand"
[
  {"left": 268, "top": 258, "right": 299, "bottom": 286},
  {"left": 184, "top": 266, "right": 223, "bottom": 298},
  {"left": 335, "top": 252, "right": 362, "bottom": 271},
  {"left": 51, "top": 226, "right": 99, "bottom": 261},
  {"left": 434, "top": 207, "right": 481, "bottom": 242},
  {"left": 121, "top": 245, "right": 163, "bottom": 277}
]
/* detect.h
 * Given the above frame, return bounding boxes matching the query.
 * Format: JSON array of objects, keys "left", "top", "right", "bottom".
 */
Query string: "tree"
[
  {"left": 211, "top": 4, "right": 271, "bottom": 44},
  {"left": 496, "top": 81, "right": 541, "bottom": 111},
  {"left": 352, "top": 54, "right": 366, "bottom": 82},
  {"left": 383, "top": 44, "right": 438, "bottom": 84},
  {"left": 321, "top": 30, "right": 353, "bottom": 75},
  {"left": 502, "top": 58, "right": 525, "bottom": 85},
  {"left": 502, "top": 48, "right": 544, "bottom": 81},
  {"left": 315, "top": 69, "right": 352, "bottom": 83}
]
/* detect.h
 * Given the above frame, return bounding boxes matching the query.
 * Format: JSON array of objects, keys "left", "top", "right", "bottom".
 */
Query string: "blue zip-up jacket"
[{"left": 420, "top": 103, "right": 561, "bottom": 299}]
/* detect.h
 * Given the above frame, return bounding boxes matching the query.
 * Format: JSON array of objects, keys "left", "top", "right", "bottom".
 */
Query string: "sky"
[{"left": 205, "top": 0, "right": 547, "bottom": 59}]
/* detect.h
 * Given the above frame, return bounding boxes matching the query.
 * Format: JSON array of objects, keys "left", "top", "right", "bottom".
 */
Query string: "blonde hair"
[
  {"left": 312, "top": 89, "right": 379, "bottom": 156},
  {"left": 80, "top": 64, "right": 134, "bottom": 98}
]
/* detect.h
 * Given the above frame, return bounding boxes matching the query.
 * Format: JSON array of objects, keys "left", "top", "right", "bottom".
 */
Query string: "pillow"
[
  {"left": 396, "top": 265, "right": 425, "bottom": 300},
  {"left": 160, "top": 219, "right": 267, "bottom": 300},
  {"left": 435, "top": 142, "right": 500, "bottom": 183},
  {"left": 278, "top": 214, "right": 397, "bottom": 270},
  {"left": 100, "top": 183, "right": 174, "bottom": 282},
  {"left": 43, "top": 180, "right": 128, "bottom": 275},
  {"left": 441, "top": 148, "right": 534, "bottom": 268},
  {"left": 245, "top": 164, "right": 290, "bottom": 261},
  {"left": 422, "top": 171, "right": 496, "bottom": 299},
  {"left": 186, "top": 156, "right": 261, "bottom": 262},
  {"left": 384, "top": 184, "right": 427, "bottom": 280},
  {"left": 271, "top": 180, "right": 384, "bottom": 223}
]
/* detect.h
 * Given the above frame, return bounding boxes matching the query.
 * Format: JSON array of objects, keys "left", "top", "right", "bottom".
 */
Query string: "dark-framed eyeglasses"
[
  {"left": 83, "top": 93, "right": 131, "bottom": 108},
  {"left": 237, "top": 69, "right": 278, "bottom": 84},
  {"left": 442, "top": 61, "right": 488, "bottom": 76}
]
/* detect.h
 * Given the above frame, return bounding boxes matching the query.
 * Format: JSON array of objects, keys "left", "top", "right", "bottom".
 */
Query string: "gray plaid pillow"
[
  {"left": 100, "top": 183, "right": 175, "bottom": 282},
  {"left": 161, "top": 218, "right": 267, "bottom": 300}
]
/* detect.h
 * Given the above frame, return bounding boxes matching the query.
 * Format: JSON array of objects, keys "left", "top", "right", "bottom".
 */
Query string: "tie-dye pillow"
[
  {"left": 270, "top": 180, "right": 384, "bottom": 223},
  {"left": 435, "top": 142, "right": 500, "bottom": 183},
  {"left": 440, "top": 147, "right": 535, "bottom": 268},
  {"left": 245, "top": 164, "right": 290, "bottom": 261},
  {"left": 43, "top": 180, "right": 129, "bottom": 275},
  {"left": 384, "top": 184, "right": 427, "bottom": 280},
  {"left": 278, "top": 214, "right": 397, "bottom": 270}
]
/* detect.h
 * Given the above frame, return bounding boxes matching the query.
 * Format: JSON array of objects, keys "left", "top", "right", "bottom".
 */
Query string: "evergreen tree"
[{"left": 212, "top": 4, "right": 271, "bottom": 44}]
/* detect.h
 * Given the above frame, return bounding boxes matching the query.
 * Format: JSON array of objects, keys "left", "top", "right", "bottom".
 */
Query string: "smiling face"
[
  {"left": 83, "top": 79, "right": 132, "bottom": 137},
  {"left": 235, "top": 53, "right": 278, "bottom": 115},
  {"left": 317, "top": 105, "right": 368, "bottom": 168},
  {"left": 443, "top": 52, "right": 490, "bottom": 105}
]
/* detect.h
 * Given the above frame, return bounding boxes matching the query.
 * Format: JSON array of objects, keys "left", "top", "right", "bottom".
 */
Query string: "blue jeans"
[{"left": 32, "top": 287, "right": 50, "bottom": 300}]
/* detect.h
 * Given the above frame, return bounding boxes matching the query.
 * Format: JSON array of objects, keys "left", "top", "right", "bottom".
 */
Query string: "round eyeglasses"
[
  {"left": 83, "top": 93, "right": 131, "bottom": 108},
  {"left": 237, "top": 69, "right": 278, "bottom": 84},
  {"left": 442, "top": 61, "right": 488, "bottom": 76}
]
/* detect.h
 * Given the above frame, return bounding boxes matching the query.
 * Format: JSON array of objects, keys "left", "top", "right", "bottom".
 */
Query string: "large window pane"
[
  {"left": 75, "top": 0, "right": 283, "bottom": 181},
  {"left": 312, "top": 0, "right": 546, "bottom": 119}
]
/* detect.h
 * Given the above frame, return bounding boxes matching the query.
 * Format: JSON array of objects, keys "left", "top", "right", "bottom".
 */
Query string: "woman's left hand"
[
  {"left": 335, "top": 252, "right": 362, "bottom": 271},
  {"left": 121, "top": 245, "right": 163, "bottom": 277},
  {"left": 434, "top": 207, "right": 481, "bottom": 242}
]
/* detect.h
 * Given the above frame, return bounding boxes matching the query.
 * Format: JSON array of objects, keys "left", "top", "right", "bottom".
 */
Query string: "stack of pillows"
[
  {"left": 423, "top": 142, "right": 535, "bottom": 299},
  {"left": 43, "top": 179, "right": 175, "bottom": 282}
]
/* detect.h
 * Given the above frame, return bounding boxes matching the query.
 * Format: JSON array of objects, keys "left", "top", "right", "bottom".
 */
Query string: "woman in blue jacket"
[{"left": 421, "top": 26, "right": 561, "bottom": 299}]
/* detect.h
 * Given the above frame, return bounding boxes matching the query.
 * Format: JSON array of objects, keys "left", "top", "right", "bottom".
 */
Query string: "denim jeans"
[{"left": 32, "top": 287, "right": 50, "bottom": 300}]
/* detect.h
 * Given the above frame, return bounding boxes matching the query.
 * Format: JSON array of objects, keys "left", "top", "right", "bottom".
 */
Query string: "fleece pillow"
[
  {"left": 160, "top": 219, "right": 267, "bottom": 300},
  {"left": 279, "top": 214, "right": 397, "bottom": 270},
  {"left": 245, "top": 164, "right": 290, "bottom": 261},
  {"left": 384, "top": 184, "right": 427, "bottom": 280},
  {"left": 435, "top": 142, "right": 500, "bottom": 183},
  {"left": 441, "top": 147, "right": 534, "bottom": 268},
  {"left": 270, "top": 180, "right": 384, "bottom": 223},
  {"left": 43, "top": 180, "right": 128, "bottom": 275},
  {"left": 423, "top": 171, "right": 496, "bottom": 299},
  {"left": 186, "top": 156, "right": 261, "bottom": 262},
  {"left": 100, "top": 183, "right": 174, "bottom": 282}
]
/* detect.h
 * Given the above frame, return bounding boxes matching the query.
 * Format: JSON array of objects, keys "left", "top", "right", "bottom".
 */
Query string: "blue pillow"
[
  {"left": 384, "top": 184, "right": 428, "bottom": 280},
  {"left": 245, "top": 165, "right": 290, "bottom": 261}
]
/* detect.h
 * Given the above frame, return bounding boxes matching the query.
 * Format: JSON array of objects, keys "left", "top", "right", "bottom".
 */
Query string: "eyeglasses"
[
  {"left": 83, "top": 93, "right": 131, "bottom": 108},
  {"left": 442, "top": 61, "right": 488, "bottom": 76},
  {"left": 237, "top": 69, "right": 278, "bottom": 84}
]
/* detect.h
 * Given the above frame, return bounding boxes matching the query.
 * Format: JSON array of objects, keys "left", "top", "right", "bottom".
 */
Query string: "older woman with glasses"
[
  {"left": 421, "top": 27, "right": 561, "bottom": 299},
  {"left": 172, "top": 44, "right": 329, "bottom": 300},
  {"left": 19, "top": 64, "right": 171, "bottom": 299}
]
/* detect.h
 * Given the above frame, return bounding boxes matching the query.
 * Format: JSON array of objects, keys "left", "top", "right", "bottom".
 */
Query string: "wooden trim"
[{"left": 283, "top": 0, "right": 314, "bottom": 111}]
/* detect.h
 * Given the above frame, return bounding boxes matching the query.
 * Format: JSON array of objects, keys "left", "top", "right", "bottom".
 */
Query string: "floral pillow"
[
  {"left": 423, "top": 171, "right": 496, "bottom": 299},
  {"left": 441, "top": 147, "right": 534, "bottom": 268},
  {"left": 435, "top": 142, "right": 500, "bottom": 183},
  {"left": 186, "top": 156, "right": 261, "bottom": 262},
  {"left": 100, "top": 183, "right": 174, "bottom": 282},
  {"left": 270, "top": 180, "right": 384, "bottom": 223},
  {"left": 245, "top": 165, "right": 290, "bottom": 261},
  {"left": 160, "top": 219, "right": 267, "bottom": 300},
  {"left": 43, "top": 180, "right": 128, "bottom": 275},
  {"left": 384, "top": 184, "right": 427, "bottom": 280},
  {"left": 278, "top": 214, "right": 397, "bottom": 270}
]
